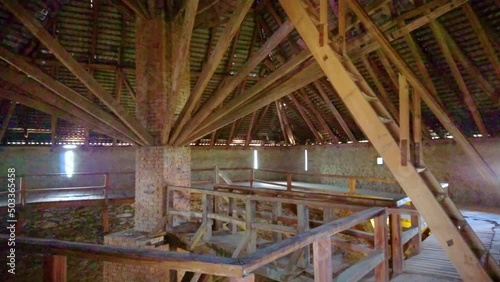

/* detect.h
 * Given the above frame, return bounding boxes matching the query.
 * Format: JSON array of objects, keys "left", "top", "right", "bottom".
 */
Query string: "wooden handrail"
[
  {"left": 0, "top": 171, "right": 135, "bottom": 178},
  {"left": 254, "top": 168, "right": 396, "bottom": 183}
]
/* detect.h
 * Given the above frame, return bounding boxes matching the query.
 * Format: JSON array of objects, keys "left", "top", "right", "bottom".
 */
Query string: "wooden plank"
[
  {"left": 348, "top": 0, "right": 498, "bottom": 184},
  {"left": 0, "top": 47, "right": 143, "bottom": 145},
  {"left": 429, "top": 20, "right": 489, "bottom": 136},
  {"left": 1, "top": 235, "right": 242, "bottom": 277},
  {"left": 170, "top": 0, "right": 253, "bottom": 144},
  {"left": 0, "top": 101, "right": 15, "bottom": 142},
  {"left": 175, "top": 20, "right": 295, "bottom": 146},
  {"left": 43, "top": 255, "right": 67, "bottom": 282},
  {"left": 399, "top": 74, "right": 410, "bottom": 166},
  {"left": 1, "top": 0, "right": 153, "bottom": 145},
  {"left": 313, "top": 238, "right": 333, "bottom": 282},
  {"left": 333, "top": 251, "right": 384, "bottom": 282}
]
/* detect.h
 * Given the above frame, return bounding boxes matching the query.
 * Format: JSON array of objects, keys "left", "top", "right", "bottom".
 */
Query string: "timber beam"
[{"left": 1, "top": 0, "right": 153, "bottom": 145}]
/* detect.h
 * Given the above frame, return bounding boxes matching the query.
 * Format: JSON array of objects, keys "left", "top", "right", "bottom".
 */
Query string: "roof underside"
[{"left": 0, "top": 0, "right": 498, "bottom": 146}]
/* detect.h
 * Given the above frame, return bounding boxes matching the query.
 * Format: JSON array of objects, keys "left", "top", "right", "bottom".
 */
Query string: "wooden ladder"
[{"left": 279, "top": 1, "right": 500, "bottom": 281}]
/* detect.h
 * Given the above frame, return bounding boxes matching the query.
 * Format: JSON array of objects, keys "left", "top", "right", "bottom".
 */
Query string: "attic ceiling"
[{"left": 0, "top": 0, "right": 498, "bottom": 147}]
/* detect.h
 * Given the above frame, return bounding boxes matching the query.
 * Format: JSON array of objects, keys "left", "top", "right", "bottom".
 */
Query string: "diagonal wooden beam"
[
  {"left": 298, "top": 89, "right": 339, "bottom": 143},
  {"left": 289, "top": 94, "right": 324, "bottom": 143},
  {"left": 278, "top": 99, "right": 297, "bottom": 145},
  {"left": 163, "top": 0, "right": 199, "bottom": 144},
  {"left": 250, "top": 103, "right": 271, "bottom": 138},
  {"left": 245, "top": 111, "right": 257, "bottom": 146},
  {"left": 174, "top": 20, "right": 295, "bottom": 146},
  {"left": 121, "top": 0, "right": 148, "bottom": 19},
  {"left": 1, "top": 0, "right": 153, "bottom": 145},
  {"left": 103, "top": 0, "right": 135, "bottom": 20},
  {"left": 349, "top": 0, "right": 498, "bottom": 185},
  {"left": 0, "top": 101, "right": 15, "bottom": 142},
  {"left": 462, "top": 3, "right": 500, "bottom": 80},
  {"left": 350, "top": 0, "right": 468, "bottom": 59},
  {"left": 313, "top": 80, "right": 357, "bottom": 142},
  {"left": 180, "top": 62, "right": 325, "bottom": 145},
  {"left": 429, "top": 19, "right": 489, "bottom": 136},
  {"left": 0, "top": 50, "right": 144, "bottom": 145},
  {"left": 170, "top": 0, "right": 253, "bottom": 144},
  {"left": 186, "top": 50, "right": 312, "bottom": 141},
  {"left": 274, "top": 101, "right": 289, "bottom": 144},
  {"left": 119, "top": 70, "right": 136, "bottom": 102}
]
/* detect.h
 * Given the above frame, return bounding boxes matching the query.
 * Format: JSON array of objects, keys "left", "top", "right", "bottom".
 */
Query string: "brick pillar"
[{"left": 135, "top": 146, "right": 190, "bottom": 232}]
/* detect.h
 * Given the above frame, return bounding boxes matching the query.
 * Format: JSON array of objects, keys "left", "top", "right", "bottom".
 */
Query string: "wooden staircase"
[{"left": 278, "top": 1, "right": 500, "bottom": 281}]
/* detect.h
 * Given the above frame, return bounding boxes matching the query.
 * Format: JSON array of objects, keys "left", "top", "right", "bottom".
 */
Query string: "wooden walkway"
[{"left": 403, "top": 209, "right": 500, "bottom": 281}]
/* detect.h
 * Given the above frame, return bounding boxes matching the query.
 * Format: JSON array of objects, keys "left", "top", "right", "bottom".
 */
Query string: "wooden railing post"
[
  {"left": 348, "top": 177, "right": 356, "bottom": 195},
  {"left": 20, "top": 176, "right": 26, "bottom": 207},
  {"left": 204, "top": 194, "right": 213, "bottom": 242},
  {"left": 286, "top": 172, "right": 292, "bottom": 191},
  {"left": 249, "top": 168, "right": 254, "bottom": 188},
  {"left": 272, "top": 201, "right": 282, "bottom": 242},
  {"left": 43, "top": 255, "right": 67, "bottom": 282},
  {"left": 313, "top": 237, "right": 333, "bottom": 282},
  {"left": 229, "top": 197, "right": 237, "bottom": 234},
  {"left": 214, "top": 165, "right": 220, "bottom": 185},
  {"left": 410, "top": 204, "right": 422, "bottom": 256},
  {"left": 374, "top": 212, "right": 389, "bottom": 282},
  {"left": 390, "top": 213, "right": 403, "bottom": 275},
  {"left": 102, "top": 174, "right": 110, "bottom": 234},
  {"left": 246, "top": 199, "right": 257, "bottom": 253}
]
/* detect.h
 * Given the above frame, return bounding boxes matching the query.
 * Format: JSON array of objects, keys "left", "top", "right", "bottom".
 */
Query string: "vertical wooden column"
[
  {"left": 297, "top": 204, "right": 310, "bottom": 267},
  {"left": 313, "top": 237, "right": 333, "bottom": 282},
  {"left": 374, "top": 213, "right": 389, "bottom": 282},
  {"left": 43, "top": 255, "right": 67, "bottom": 282},
  {"left": 399, "top": 74, "right": 410, "bottom": 166},
  {"left": 102, "top": 173, "right": 110, "bottom": 234},
  {"left": 203, "top": 194, "right": 213, "bottom": 242},
  {"left": 412, "top": 91, "right": 423, "bottom": 167},
  {"left": 410, "top": 203, "right": 422, "bottom": 256},
  {"left": 249, "top": 169, "right": 254, "bottom": 188},
  {"left": 51, "top": 116, "right": 57, "bottom": 148},
  {"left": 390, "top": 213, "right": 403, "bottom": 275},
  {"left": 229, "top": 197, "right": 238, "bottom": 234},
  {"left": 246, "top": 199, "right": 257, "bottom": 253},
  {"left": 272, "top": 201, "right": 282, "bottom": 242},
  {"left": 213, "top": 166, "right": 223, "bottom": 230},
  {"left": 348, "top": 178, "right": 356, "bottom": 195},
  {"left": 286, "top": 172, "right": 292, "bottom": 191}
]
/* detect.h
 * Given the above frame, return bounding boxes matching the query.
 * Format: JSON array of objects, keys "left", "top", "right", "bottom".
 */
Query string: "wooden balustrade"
[{"left": 0, "top": 207, "right": 387, "bottom": 282}]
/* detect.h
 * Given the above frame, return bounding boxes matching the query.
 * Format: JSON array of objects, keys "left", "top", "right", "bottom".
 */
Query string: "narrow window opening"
[
  {"left": 253, "top": 150, "right": 258, "bottom": 169},
  {"left": 377, "top": 157, "right": 384, "bottom": 165},
  {"left": 64, "top": 150, "right": 74, "bottom": 178},
  {"left": 304, "top": 150, "right": 308, "bottom": 171}
]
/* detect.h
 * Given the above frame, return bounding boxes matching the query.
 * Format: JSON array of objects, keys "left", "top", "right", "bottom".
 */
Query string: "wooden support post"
[
  {"left": 323, "top": 208, "right": 335, "bottom": 224},
  {"left": 203, "top": 194, "right": 213, "bottom": 242},
  {"left": 374, "top": 213, "right": 389, "bottom": 282},
  {"left": 390, "top": 213, "right": 403, "bottom": 275},
  {"left": 43, "top": 255, "right": 67, "bottom": 282},
  {"left": 229, "top": 274, "right": 255, "bottom": 282},
  {"left": 249, "top": 169, "right": 254, "bottom": 188},
  {"left": 102, "top": 173, "right": 110, "bottom": 234},
  {"left": 245, "top": 199, "right": 257, "bottom": 253},
  {"left": 410, "top": 203, "right": 422, "bottom": 256},
  {"left": 297, "top": 204, "right": 310, "bottom": 268},
  {"left": 399, "top": 74, "right": 410, "bottom": 166},
  {"left": 313, "top": 238, "right": 332, "bottom": 282},
  {"left": 413, "top": 91, "right": 423, "bottom": 167},
  {"left": 286, "top": 173, "right": 292, "bottom": 191},
  {"left": 348, "top": 178, "right": 356, "bottom": 195},
  {"left": 51, "top": 116, "right": 57, "bottom": 147},
  {"left": 272, "top": 201, "right": 282, "bottom": 242},
  {"left": 229, "top": 197, "right": 237, "bottom": 234},
  {"left": 214, "top": 166, "right": 220, "bottom": 185}
]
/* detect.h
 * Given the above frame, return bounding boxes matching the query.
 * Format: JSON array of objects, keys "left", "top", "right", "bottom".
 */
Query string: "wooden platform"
[{"left": 403, "top": 209, "right": 500, "bottom": 281}]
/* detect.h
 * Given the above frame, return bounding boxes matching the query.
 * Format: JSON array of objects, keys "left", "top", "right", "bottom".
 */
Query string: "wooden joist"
[
  {"left": 1, "top": 0, "right": 153, "bottom": 145},
  {"left": 348, "top": 0, "right": 498, "bottom": 184},
  {"left": 170, "top": 0, "right": 253, "bottom": 144}
]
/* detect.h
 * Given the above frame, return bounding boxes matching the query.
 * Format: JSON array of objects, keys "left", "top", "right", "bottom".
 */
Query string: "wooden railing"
[
  {"left": 0, "top": 207, "right": 388, "bottom": 282},
  {"left": 0, "top": 171, "right": 134, "bottom": 233}
]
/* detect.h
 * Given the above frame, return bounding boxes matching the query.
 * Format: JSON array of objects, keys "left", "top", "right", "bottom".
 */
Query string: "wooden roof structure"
[{"left": 0, "top": 0, "right": 498, "bottom": 146}]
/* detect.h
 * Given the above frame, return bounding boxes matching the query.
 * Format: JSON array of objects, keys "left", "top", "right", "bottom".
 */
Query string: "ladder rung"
[
  {"left": 361, "top": 92, "right": 378, "bottom": 102},
  {"left": 379, "top": 116, "right": 393, "bottom": 123}
]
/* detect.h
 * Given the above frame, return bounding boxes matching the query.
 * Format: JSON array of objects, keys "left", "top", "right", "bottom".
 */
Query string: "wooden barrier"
[{"left": 0, "top": 207, "right": 387, "bottom": 282}]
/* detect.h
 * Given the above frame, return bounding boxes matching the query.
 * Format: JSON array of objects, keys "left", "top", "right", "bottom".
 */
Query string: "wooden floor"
[{"left": 403, "top": 209, "right": 500, "bottom": 281}]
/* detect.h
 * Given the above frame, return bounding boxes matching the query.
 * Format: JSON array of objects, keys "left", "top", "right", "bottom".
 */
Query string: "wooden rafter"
[
  {"left": 279, "top": 100, "right": 297, "bottom": 145},
  {"left": 180, "top": 62, "right": 324, "bottom": 145},
  {"left": 313, "top": 80, "right": 357, "bottom": 142},
  {"left": 1, "top": 0, "right": 153, "bottom": 145},
  {"left": 187, "top": 50, "right": 312, "bottom": 141},
  {"left": 0, "top": 50, "right": 144, "bottom": 145},
  {"left": 350, "top": 0, "right": 468, "bottom": 58},
  {"left": 103, "top": 0, "right": 135, "bottom": 20},
  {"left": 173, "top": 20, "right": 294, "bottom": 146},
  {"left": 289, "top": 94, "right": 324, "bottom": 143},
  {"left": 462, "top": 3, "right": 500, "bottom": 79},
  {"left": 274, "top": 101, "right": 289, "bottom": 144},
  {"left": 121, "top": 0, "right": 148, "bottom": 19},
  {"left": 348, "top": 0, "right": 498, "bottom": 185},
  {"left": 170, "top": 0, "right": 253, "bottom": 144},
  {"left": 429, "top": 19, "right": 489, "bottom": 136},
  {"left": 250, "top": 104, "right": 271, "bottom": 138},
  {"left": 245, "top": 112, "right": 257, "bottom": 146},
  {"left": 298, "top": 89, "right": 339, "bottom": 143},
  {"left": 163, "top": 0, "right": 199, "bottom": 144}
]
